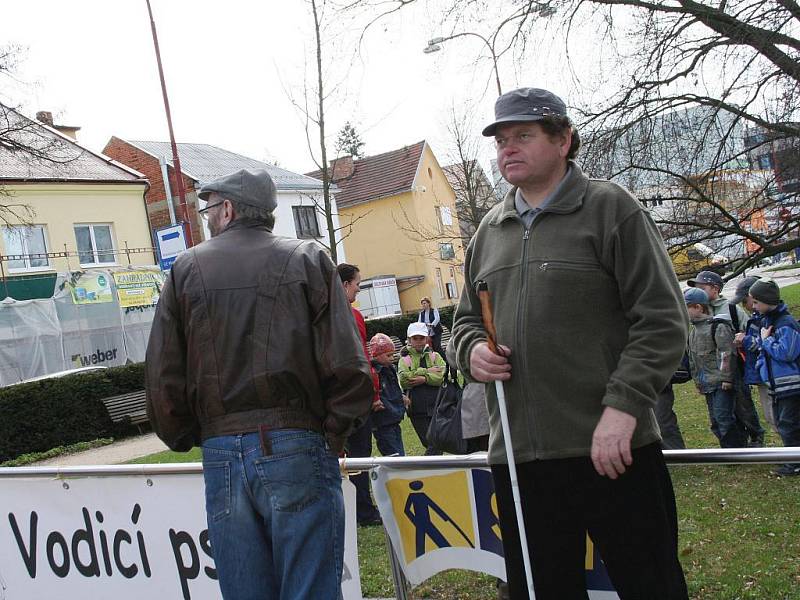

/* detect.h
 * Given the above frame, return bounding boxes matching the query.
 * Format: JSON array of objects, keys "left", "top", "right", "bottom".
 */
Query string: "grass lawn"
[{"left": 133, "top": 283, "right": 800, "bottom": 599}]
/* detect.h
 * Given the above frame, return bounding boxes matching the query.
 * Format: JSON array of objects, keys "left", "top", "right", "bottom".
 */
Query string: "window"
[
  {"left": 2, "top": 225, "right": 50, "bottom": 271},
  {"left": 448, "top": 266, "right": 458, "bottom": 298},
  {"left": 435, "top": 268, "right": 445, "bottom": 299},
  {"left": 439, "top": 242, "right": 455, "bottom": 260},
  {"left": 686, "top": 248, "right": 704, "bottom": 261},
  {"left": 439, "top": 206, "right": 453, "bottom": 227},
  {"left": 292, "top": 206, "right": 320, "bottom": 238},
  {"left": 74, "top": 224, "right": 116, "bottom": 266}
]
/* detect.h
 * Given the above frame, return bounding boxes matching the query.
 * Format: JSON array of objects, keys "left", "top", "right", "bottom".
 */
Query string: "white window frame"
[
  {"left": 439, "top": 205, "right": 453, "bottom": 227},
  {"left": 448, "top": 266, "right": 458, "bottom": 298},
  {"left": 435, "top": 267, "right": 445, "bottom": 299},
  {"left": 74, "top": 223, "right": 117, "bottom": 267},
  {"left": 2, "top": 225, "right": 52, "bottom": 273}
]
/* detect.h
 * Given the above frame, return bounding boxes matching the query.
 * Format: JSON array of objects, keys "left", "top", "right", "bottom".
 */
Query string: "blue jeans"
[
  {"left": 202, "top": 430, "right": 344, "bottom": 600},
  {"left": 705, "top": 388, "right": 747, "bottom": 448},
  {"left": 773, "top": 395, "right": 800, "bottom": 468},
  {"left": 373, "top": 422, "right": 405, "bottom": 456},
  {"left": 734, "top": 379, "right": 764, "bottom": 442}
]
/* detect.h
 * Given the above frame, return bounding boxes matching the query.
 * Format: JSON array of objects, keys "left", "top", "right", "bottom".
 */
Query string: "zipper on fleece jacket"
[{"left": 516, "top": 223, "right": 538, "bottom": 456}]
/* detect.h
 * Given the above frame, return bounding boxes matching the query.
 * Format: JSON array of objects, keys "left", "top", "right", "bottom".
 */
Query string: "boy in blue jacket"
[
  {"left": 369, "top": 333, "right": 407, "bottom": 456},
  {"left": 745, "top": 279, "right": 800, "bottom": 476}
]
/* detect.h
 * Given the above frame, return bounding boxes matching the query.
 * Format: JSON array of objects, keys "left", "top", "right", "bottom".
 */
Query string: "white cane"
[{"left": 477, "top": 280, "right": 536, "bottom": 599}]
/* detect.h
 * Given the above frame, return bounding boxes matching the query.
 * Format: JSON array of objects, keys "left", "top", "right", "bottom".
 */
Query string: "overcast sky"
[{"left": 1, "top": 0, "right": 582, "bottom": 176}]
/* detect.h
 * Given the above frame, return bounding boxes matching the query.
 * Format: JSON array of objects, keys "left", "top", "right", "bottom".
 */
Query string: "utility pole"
[{"left": 145, "top": 0, "right": 193, "bottom": 246}]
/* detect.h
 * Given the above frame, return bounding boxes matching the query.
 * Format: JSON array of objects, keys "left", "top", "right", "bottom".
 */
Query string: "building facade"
[
  {"left": 309, "top": 141, "right": 465, "bottom": 314},
  {"left": 0, "top": 106, "right": 153, "bottom": 299}
]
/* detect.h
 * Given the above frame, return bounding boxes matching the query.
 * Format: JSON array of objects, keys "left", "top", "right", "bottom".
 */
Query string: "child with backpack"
[
  {"left": 685, "top": 287, "right": 747, "bottom": 448},
  {"left": 368, "top": 333, "right": 407, "bottom": 456},
  {"left": 745, "top": 279, "right": 800, "bottom": 476},
  {"left": 398, "top": 321, "right": 445, "bottom": 455}
]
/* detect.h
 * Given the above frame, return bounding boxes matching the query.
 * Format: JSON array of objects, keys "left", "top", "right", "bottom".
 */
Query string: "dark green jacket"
[{"left": 451, "top": 163, "right": 688, "bottom": 463}]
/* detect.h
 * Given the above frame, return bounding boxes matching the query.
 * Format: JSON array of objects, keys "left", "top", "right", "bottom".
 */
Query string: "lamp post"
[{"left": 423, "top": 32, "right": 503, "bottom": 96}]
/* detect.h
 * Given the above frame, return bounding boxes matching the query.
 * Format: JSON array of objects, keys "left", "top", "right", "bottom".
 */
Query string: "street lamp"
[{"left": 423, "top": 32, "right": 503, "bottom": 96}]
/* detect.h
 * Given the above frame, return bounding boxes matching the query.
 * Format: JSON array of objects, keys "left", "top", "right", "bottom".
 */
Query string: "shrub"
[
  {"left": 365, "top": 305, "right": 455, "bottom": 340},
  {"left": 0, "top": 363, "right": 145, "bottom": 462}
]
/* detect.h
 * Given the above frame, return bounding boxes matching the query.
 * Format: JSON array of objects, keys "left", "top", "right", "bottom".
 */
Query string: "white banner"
[
  {"left": 372, "top": 466, "right": 620, "bottom": 599},
  {"left": 0, "top": 472, "right": 361, "bottom": 600}
]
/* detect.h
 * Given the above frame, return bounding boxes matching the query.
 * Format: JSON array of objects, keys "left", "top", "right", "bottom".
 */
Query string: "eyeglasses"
[
  {"left": 494, "top": 132, "right": 535, "bottom": 150},
  {"left": 199, "top": 202, "right": 224, "bottom": 219}
]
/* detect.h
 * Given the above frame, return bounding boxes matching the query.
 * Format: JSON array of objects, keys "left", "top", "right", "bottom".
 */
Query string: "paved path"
[
  {"left": 720, "top": 265, "right": 800, "bottom": 296},
  {"left": 34, "top": 432, "right": 169, "bottom": 466}
]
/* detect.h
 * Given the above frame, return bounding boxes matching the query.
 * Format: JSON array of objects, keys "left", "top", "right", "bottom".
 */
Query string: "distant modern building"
[
  {"left": 744, "top": 124, "right": 800, "bottom": 197},
  {"left": 104, "top": 138, "right": 345, "bottom": 257},
  {"left": 586, "top": 105, "right": 750, "bottom": 197},
  {"left": 308, "top": 141, "right": 464, "bottom": 314},
  {"left": 0, "top": 105, "right": 152, "bottom": 299}
]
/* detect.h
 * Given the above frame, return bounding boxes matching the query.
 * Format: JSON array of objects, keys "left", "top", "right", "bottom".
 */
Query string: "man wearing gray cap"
[
  {"left": 451, "top": 88, "right": 689, "bottom": 598},
  {"left": 146, "top": 168, "right": 373, "bottom": 599}
]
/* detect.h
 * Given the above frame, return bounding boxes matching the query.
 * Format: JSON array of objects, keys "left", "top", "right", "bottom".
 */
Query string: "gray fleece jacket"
[{"left": 451, "top": 162, "right": 688, "bottom": 464}]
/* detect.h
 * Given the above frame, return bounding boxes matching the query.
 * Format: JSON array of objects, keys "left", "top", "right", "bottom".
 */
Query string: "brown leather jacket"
[{"left": 145, "top": 220, "right": 374, "bottom": 454}]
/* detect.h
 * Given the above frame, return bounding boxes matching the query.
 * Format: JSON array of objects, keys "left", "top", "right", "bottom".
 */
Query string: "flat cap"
[
  {"left": 198, "top": 168, "right": 277, "bottom": 212},
  {"left": 731, "top": 276, "right": 760, "bottom": 305},
  {"left": 687, "top": 270, "right": 724, "bottom": 289},
  {"left": 482, "top": 87, "right": 567, "bottom": 137},
  {"left": 684, "top": 287, "right": 710, "bottom": 305}
]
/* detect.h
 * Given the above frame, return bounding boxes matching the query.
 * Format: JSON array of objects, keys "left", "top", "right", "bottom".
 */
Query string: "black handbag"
[{"left": 426, "top": 365, "right": 468, "bottom": 454}]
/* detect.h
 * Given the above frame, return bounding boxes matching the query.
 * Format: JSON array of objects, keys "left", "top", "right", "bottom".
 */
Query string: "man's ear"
[{"left": 559, "top": 129, "right": 572, "bottom": 158}]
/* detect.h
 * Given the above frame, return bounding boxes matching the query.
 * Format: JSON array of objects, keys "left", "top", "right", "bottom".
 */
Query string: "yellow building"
[
  {"left": 309, "top": 141, "right": 465, "bottom": 314},
  {"left": 0, "top": 106, "right": 153, "bottom": 298}
]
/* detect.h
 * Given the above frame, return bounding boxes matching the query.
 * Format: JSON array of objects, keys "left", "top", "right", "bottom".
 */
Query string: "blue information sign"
[{"left": 154, "top": 224, "right": 188, "bottom": 272}]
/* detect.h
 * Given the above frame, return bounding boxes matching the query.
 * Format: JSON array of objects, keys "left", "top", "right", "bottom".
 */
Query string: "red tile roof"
[{"left": 307, "top": 141, "right": 425, "bottom": 208}]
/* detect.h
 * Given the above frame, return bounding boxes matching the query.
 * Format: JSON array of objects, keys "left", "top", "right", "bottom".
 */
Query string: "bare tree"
[
  {"left": 566, "top": 0, "right": 800, "bottom": 272},
  {"left": 0, "top": 44, "right": 82, "bottom": 227},
  {"left": 284, "top": 2, "right": 375, "bottom": 263},
  {"left": 441, "top": 105, "right": 501, "bottom": 245},
  {"left": 347, "top": 0, "right": 800, "bottom": 272}
]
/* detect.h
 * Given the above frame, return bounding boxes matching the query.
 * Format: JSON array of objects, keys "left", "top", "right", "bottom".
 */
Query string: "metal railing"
[
  {"left": 0, "top": 244, "right": 157, "bottom": 271},
  {"left": 3, "top": 447, "right": 796, "bottom": 478}
]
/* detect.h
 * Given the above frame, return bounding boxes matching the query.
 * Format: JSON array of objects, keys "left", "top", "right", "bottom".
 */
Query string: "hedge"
[
  {"left": 0, "top": 363, "right": 145, "bottom": 463},
  {"left": 365, "top": 305, "right": 455, "bottom": 340}
]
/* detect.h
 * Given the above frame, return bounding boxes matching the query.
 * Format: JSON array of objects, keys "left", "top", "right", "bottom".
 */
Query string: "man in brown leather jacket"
[{"left": 145, "top": 168, "right": 373, "bottom": 599}]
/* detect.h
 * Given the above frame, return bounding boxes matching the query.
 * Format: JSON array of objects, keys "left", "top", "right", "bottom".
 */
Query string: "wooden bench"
[{"left": 102, "top": 390, "right": 148, "bottom": 429}]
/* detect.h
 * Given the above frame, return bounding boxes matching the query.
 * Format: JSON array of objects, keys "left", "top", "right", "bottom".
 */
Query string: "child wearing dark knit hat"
[
  {"left": 749, "top": 279, "right": 781, "bottom": 306},
  {"left": 746, "top": 279, "right": 800, "bottom": 476}
]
